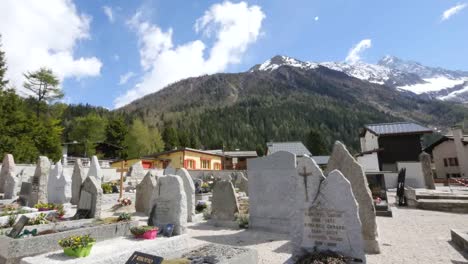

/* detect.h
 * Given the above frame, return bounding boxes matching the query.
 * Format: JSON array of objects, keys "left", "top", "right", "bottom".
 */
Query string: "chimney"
[{"left": 452, "top": 126, "right": 468, "bottom": 177}]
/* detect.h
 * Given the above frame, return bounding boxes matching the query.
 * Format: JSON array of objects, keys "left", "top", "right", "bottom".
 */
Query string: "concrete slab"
[
  {"left": 451, "top": 229, "right": 468, "bottom": 253},
  {"left": 417, "top": 199, "right": 468, "bottom": 213}
]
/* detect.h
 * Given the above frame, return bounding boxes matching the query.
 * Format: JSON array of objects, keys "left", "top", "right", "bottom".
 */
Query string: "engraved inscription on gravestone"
[
  {"left": 155, "top": 200, "right": 170, "bottom": 215},
  {"left": 126, "top": 251, "right": 163, "bottom": 264},
  {"left": 303, "top": 208, "right": 346, "bottom": 249}
]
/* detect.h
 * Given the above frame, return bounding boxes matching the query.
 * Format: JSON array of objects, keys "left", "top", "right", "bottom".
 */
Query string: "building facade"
[{"left": 147, "top": 148, "right": 224, "bottom": 170}]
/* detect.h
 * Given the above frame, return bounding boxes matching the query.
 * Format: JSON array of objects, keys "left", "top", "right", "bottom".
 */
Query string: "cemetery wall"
[
  {"left": 357, "top": 153, "right": 380, "bottom": 172},
  {"left": 397, "top": 162, "right": 425, "bottom": 188},
  {"left": 383, "top": 172, "right": 398, "bottom": 189},
  {"left": 187, "top": 169, "right": 247, "bottom": 180}
]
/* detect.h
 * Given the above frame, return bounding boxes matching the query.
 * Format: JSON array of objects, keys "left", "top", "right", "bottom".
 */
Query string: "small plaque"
[
  {"left": 163, "top": 224, "right": 175, "bottom": 237},
  {"left": 126, "top": 251, "right": 163, "bottom": 264},
  {"left": 8, "top": 215, "right": 29, "bottom": 238}
]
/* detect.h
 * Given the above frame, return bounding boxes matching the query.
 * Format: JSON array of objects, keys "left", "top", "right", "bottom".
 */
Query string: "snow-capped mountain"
[{"left": 250, "top": 55, "right": 468, "bottom": 103}]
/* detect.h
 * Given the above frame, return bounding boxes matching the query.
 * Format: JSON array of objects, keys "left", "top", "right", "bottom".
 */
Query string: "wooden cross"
[
  {"left": 117, "top": 161, "right": 128, "bottom": 199},
  {"left": 299, "top": 166, "right": 312, "bottom": 202}
]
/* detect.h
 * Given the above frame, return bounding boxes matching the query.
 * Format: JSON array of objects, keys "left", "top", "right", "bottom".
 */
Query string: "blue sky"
[{"left": 0, "top": 0, "right": 467, "bottom": 108}]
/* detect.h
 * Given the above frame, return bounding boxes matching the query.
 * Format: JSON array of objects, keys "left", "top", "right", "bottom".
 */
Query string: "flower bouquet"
[{"left": 58, "top": 234, "right": 96, "bottom": 258}]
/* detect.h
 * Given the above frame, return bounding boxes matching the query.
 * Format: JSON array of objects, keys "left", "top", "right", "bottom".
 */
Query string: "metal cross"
[{"left": 299, "top": 166, "right": 313, "bottom": 202}]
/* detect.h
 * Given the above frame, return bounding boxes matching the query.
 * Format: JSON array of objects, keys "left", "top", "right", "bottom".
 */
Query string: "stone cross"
[{"left": 298, "top": 166, "right": 313, "bottom": 202}]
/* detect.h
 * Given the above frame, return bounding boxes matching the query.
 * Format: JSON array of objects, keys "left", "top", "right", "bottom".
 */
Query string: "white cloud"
[
  {"left": 441, "top": 3, "right": 467, "bottom": 21},
  {"left": 114, "top": 1, "right": 265, "bottom": 108},
  {"left": 103, "top": 6, "right": 114, "bottom": 23},
  {"left": 0, "top": 0, "right": 102, "bottom": 93},
  {"left": 114, "top": 54, "right": 120, "bottom": 61},
  {"left": 314, "top": 16, "right": 319, "bottom": 21},
  {"left": 119, "top": 71, "right": 135, "bottom": 85},
  {"left": 345, "top": 39, "right": 372, "bottom": 64}
]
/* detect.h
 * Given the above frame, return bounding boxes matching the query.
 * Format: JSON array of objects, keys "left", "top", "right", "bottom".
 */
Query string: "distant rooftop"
[
  {"left": 362, "top": 122, "right": 432, "bottom": 136},
  {"left": 267, "top": 141, "right": 311, "bottom": 156},
  {"left": 207, "top": 150, "right": 258, "bottom": 158},
  {"left": 312, "top": 156, "right": 329, "bottom": 165}
]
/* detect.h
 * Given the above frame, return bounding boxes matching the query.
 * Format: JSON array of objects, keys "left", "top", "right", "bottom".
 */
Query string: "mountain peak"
[{"left": 250, "top": 55, "right": 318, "bottom": 72}]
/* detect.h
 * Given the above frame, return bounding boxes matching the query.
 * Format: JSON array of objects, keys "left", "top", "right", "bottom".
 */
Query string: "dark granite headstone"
[
  {"left": 126, "top": 251, "right": 163, "bottom": 264},
  {"left": 8, "top": 215, "right": 29, "bottom": 238},
  {"left": 18, "top": 182, "right": 32, "bottom": 206},
  {"left": 73, "top": 209, "right": 91, "bottom": 220}
]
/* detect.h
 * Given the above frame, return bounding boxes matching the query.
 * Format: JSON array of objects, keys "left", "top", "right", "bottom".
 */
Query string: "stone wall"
[{"left": 187, "top": 169, "right": 247, "bottom": 180}]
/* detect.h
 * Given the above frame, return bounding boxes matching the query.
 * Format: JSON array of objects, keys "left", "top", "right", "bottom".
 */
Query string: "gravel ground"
[{"left": 185, "top": 194, "right": 468, "bottom": 264}]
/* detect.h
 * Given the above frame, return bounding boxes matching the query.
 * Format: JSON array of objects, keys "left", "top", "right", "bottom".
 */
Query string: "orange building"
[{"left": 145, "top": 148, "right": 224, "bottom": 170}]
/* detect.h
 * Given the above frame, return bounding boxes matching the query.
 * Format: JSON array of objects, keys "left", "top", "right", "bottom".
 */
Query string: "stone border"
[
  {"left": 0, "top": 220, "right": 138, "bottom": 264},
  {"left": 20, "top": 235, "right": 190, "bottom": 264},
  {"left": 451, "top": 229, "right": 468, "bottom": 253},
  {"left": 0, "top": 210, "right": 56, "bottom": 226}
]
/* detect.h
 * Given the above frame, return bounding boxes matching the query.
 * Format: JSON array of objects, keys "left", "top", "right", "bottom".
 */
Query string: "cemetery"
[{"left": 0, "top": 138, "right": 466, "bottom": 264}]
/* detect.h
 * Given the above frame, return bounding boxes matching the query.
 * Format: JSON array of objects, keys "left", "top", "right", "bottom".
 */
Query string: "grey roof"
[
  {"left": 267, "top": 141, "right": 311, "bottom": 156},
  {"left": 312, "top": 156, "right": 330, "bottom": 165},
  {"left": 364, "top": 122, "right": 432, "bottom": 136},
  {"left": 207, "top": 150, "right": 258, "bottom": 158}
]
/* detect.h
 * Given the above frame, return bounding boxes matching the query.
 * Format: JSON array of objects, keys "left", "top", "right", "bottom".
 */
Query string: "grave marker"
[
  {"left": 87, "top": 156, "right": 103, "bottom": 184},
  {"left": 136, "top": 171, "right": 157, "bottom": 215},
  {"left": 8, "top": 215, "right": 30, "bottom": 238},
  {"left": 29, "top": 156, "right": 51, "bottom": 206},
  {"left": 0, "top": 154, "right": 15, "bottom": 193},
  {"left": 247, "top": 151, "right": 296, "bottom": 233},
  {"left": 325, "top": 141, "right": 380, "bottom": 254},
  {"left": 18, "top": 182, "right": 32, "bottom": 206},
  {"left": 211, "top": 180, "right": 239, "bottom": 221},
  {"left": 419, "top": 152, "right": 436, "bottom": 190},
  {"left": 126, "top": 251, "right": 164, "bottom": 264},
  {"left": 176, "top": 168, "right": 196, "bottom": 222},
  {"left": 77, "top": 176, "right": 103, "bottom": 218},
  {"left": 148, "top": 175, "right": 187, "bottom": 235},
  {"left": 71, "top": 159, "right": 86, "bottom": 205}
]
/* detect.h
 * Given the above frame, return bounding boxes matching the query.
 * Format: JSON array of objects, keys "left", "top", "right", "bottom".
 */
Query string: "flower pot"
[
  {"left": 63, "top": 243, "right": 95, "bottom": 258},
  {"left": 136, "top": 229, "right": 157, "bottom": 240},
  {"left": 38, "top": 208, "right": 48, "bottom": 212}
]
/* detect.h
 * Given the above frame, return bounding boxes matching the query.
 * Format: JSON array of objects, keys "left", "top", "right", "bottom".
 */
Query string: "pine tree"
[
  {"left": 23, "top": 67, "right": 62, "bottom": 116},
  {"left": 0, "top": 35, "right": 8, "bottom": 89},
  {"left": 305, "top": 129, "right": 328, "bottom": 155},
  {"left": 105, "top": 115, "right": 128, "bottom": 158}
]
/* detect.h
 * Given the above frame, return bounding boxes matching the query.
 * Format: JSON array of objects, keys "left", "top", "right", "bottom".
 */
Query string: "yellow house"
[
  {"left": 110, "top": 158, "right": 169, "bottom": 170},
  {"left": 147, "top": 148, "right": 224, "bottom": 170}
]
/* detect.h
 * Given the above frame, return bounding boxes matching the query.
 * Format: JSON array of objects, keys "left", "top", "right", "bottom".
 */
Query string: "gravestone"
[
  {"left": 176, "top": 168, "right": 195, "bottom": 222},
  {"left": 419, "top": 152, "right": 436, "bottom": 190},
  {"left": 3, "top": 155, "right": 20, "bottom": 199},
  {"left": 0, "top": 154, "right": 15, "bottom": 194},
  {"left": 47, "top": 162, "right": 63, "bottom": 203},
  {"left": 18, "top": 182, "right": 32, "bottom": 206},
  {"left": 129, "top": 161, "right": 146, "bottom": 178},
  {"left": 211, "top": 180, "right": 239, "bottom": 221},
  {"left": 29, "top": 156, "right": 51, "bottom": 206},
  {"left": 148, "top": 174, "right": 187, "bottom": 235},
  {"left": 78, "top": 176, "right": 103, "bottom": 218},
  {"left": 71, "top": 159, "right": 86, "bottom": 205},
  {"left": 136, "top": 171, "right": 157, "bottom": 215},
  {"left": 325, "top": 141, "right": 380, "bottom": 254},
  {"left": 247, "top": 151, "right": 296, "bottom": 233},
  {"left": 291, "top": 156, "right": 365, "bottom": 263},
  {"left": 87, "top": 156, "right": 103, "bottom": 184},
  {"left": 163, "top": 165, "right": 176, "bottom": 175},
  {"left": 8, "top": 215, "right": 30, "bottom": 238},
  {"left": 238, "top": 172, "right": 249, "bottom": 195}
]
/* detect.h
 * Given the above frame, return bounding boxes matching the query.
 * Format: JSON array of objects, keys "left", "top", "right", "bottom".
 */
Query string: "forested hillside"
[{"left": 120, "top": 64, "right": 468, "bottom": 153}]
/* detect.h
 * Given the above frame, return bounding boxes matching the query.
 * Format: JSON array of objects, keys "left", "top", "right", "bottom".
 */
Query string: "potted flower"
[
  {"left": 130, "top": 226, "right": 158, "bottom": 240},
  {"left": 58, "top": 234, "right": 96, "bottom": 258}
]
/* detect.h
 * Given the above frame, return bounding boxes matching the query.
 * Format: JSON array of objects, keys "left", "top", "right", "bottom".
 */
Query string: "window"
[
  {"left": 201, "top": 159, "right": 211, "bottom": 169},
  {"left": 448, "top": 157, "right": 459, "bottom": 167},
  {"left": 213, "top": 162, "right": 221, "bottom": 170},
  {"left": 184, "top": 159, "right": 196, "bottom": 169},
  {"left": 452, "top": 173, "right": 461, "bottom": 178},
  {"left": 444, "top": 158, "right": 448, "bottom": 167}
]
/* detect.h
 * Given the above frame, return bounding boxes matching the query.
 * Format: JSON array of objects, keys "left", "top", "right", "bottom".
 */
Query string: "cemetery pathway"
[{"left": 186, "top": 194, "right": 468, "bottom": 264}]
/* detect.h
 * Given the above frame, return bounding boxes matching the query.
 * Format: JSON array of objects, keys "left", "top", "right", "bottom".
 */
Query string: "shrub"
[
  {"left": 202, "top": 207, "right": 212, "bottom": 220},
  {"left": 58, "top": 234, "right": 95, "bottom": 249},
  {"left": 7, "top": 214, "right": 17, "bottom": 227},
  {"left": 236, "top": 213, "right": 249, "bottom": 229},
  {"left": 101, "top": 183, "right": 113, "bottom": 194},
  {"left": 117, "top": 213, "right": 132, "bottom": 222},
  {"left": 130, "top": 226, "right": 157, "bottom": 236},
  {"left": 27, "top": 213, "right": 48, "bottom": 226},
  {"left": 195, "top": 201, "right": 208, "bottom": 213}
]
